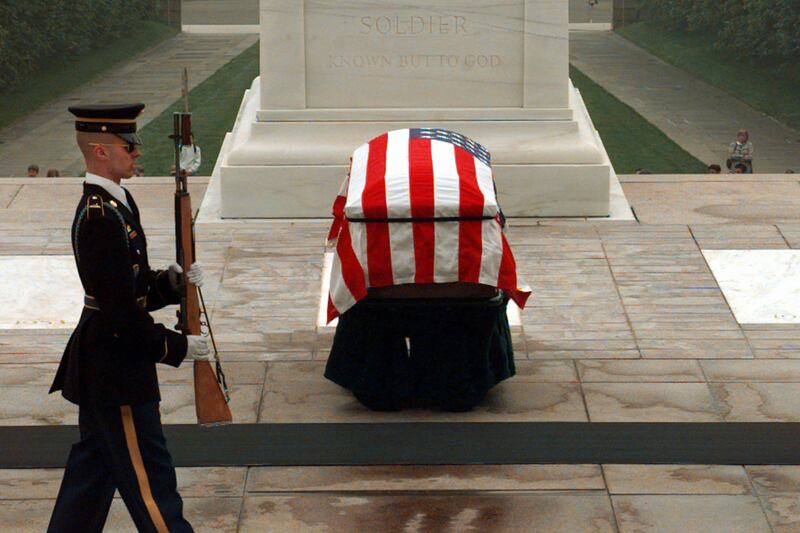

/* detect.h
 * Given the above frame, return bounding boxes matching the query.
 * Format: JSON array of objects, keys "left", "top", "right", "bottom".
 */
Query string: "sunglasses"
[{"left": 88, "top": 142, "right": 139, "bottom": 154}]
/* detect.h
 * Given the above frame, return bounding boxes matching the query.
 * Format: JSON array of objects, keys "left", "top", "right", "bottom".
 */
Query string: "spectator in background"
[
  {"left": 46, "top": 168, "right": 60, "bottom": 177},
  {"left": 634, "top": 168, "right": 652, "bottom": 175},
  {"left": 733, "top": 163, "right": 748, "bottom": 174},
  {"left": 786, "top": 169, "right": 796, "bottom": 174},
  {"left": 707, "top": 164, "right": 722, "bottom": 174},
  {"left": 27, "top": 164, "right": 39, "bottom": 177},
  {"left": 133, "top": 165, "right": 144, "bottom": 177},
  {"left": 728, "top": 129, "right": 753, "bottom": 173}
]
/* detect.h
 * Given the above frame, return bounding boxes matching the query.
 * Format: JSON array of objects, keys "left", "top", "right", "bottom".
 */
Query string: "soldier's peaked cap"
[{"left": 68, "top": 103, "right": 145, "bottom": 145}]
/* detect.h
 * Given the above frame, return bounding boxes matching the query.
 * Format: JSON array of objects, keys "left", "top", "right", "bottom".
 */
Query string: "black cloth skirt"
[{"left": 325, "top": 294, "right": 515, "bottom": 411}]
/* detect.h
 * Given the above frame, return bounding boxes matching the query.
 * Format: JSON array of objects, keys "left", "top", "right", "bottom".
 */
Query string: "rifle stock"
[{"left": 173, "top": 109, "right": 232, "bottom": 426}]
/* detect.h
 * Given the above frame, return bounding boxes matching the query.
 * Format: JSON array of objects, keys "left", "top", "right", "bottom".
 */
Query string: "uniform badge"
[
  {"left": 126, "top": 224, "right": 138, "bottom": 240},
  {"left": 86, "top": 195, "right": 105, "bottom": 219}
]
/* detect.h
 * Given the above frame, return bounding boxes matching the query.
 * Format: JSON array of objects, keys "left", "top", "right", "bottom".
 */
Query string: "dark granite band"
[{"left": 2, "top": 422, "right": 799, "bottom": 468}]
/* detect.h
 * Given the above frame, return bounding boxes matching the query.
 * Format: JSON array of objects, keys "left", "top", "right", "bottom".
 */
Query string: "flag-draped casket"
[{"left": 327, "top": 128, "right": 530, "bottom": 322}]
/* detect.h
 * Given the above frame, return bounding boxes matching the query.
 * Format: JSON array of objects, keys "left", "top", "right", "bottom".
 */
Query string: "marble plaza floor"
[
  {"left": 2, "top": 173, "right": 800, "bottom": 530},
  {"left": 3, "top": 464, "right": 800, "bottom": 532}
]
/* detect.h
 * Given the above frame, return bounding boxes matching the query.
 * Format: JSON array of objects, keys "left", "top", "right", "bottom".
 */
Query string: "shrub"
[
  {"left": 0, "top": 1, "right": 160, "bottom": 92},
  {"left": 639, "top": 0, "right": 800, "bottom": 63}
]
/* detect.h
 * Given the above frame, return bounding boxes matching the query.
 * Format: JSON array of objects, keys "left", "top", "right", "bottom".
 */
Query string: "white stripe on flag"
[
  {"left": 388, "top": 223, "right": 414, "bottom": 285},
  {"left": 474, "top": 159, "right": 498, "bottom": 217},
  {"left": 384, "top": 129, "right": 411, "bottom": 218},
  {"left": 433, "top": 221, "right": 459, "bottom": 283},
  {"left": 336, "top": 174, "right": 349, "bottom": 197},
  {"left": 478, "top": 219, "right": 503, "bottom": 287},
  {"left": 344, "top": 142, "right": 370, "bottom": 218},
  {"left": 384, "top": 129, "right": 414, "bottom": 283},
  {"left": 431, "top": 140, "right": 460, "bottom": 281},
  {"left": 347, "top": 221, "right": 369, "bottom": 287},
  {"left": 431, "top": 139, "right": 460, "bottom": 218}
]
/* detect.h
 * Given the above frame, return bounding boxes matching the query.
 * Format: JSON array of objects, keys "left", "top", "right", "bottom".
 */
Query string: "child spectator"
[
  {"left": 26, "top": 164, "right": 39, "bottom": 177},
  {"left": 728, "top": 129, "right": 753, "bottom": 173}
]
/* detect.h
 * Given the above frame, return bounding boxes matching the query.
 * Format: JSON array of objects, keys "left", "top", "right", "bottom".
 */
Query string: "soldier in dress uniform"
[{"left": 47, "top": 103, "right": 210, "bottom": 533}]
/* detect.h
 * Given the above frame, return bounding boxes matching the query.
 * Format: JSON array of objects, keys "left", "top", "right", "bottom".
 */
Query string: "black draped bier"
[{"left": 325, "top": 292, "right": 515, "bottom": 412}]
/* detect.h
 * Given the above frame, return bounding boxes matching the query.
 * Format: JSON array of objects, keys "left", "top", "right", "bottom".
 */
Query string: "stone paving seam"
[
  {"left": 746, "top": 469, "right": 780, "bottom": 533},
  {"left": 3, "top": 186, "right": 22, "bottom": 209},
  {"left": 597, "top": 467, "right": 624, "bottom": 532},
  {"left": 254, "top": 357, "right": 269, "bottom": 426},
  {"left": 599, "top": 239, "right": 644, "bottom": 360},
  {"left": 687, "top": 225, "right": 757, "bottom": 361},
  {"left": 235, "top": 468, "right": 251, "bottom": 532},
  {"left": 775, "top": 224, "right": 793, "bottom": 249}
]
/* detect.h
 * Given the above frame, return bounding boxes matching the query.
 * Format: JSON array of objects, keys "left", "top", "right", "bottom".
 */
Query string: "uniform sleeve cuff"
[{"left": 159, "top": 332, "right": 188, "bottom": 367}]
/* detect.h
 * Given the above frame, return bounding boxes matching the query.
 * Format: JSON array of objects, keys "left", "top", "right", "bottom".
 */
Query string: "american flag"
[
  {"left": 410, "top": 128, "right": 491, "bottom": 166},
  {"left": 326, "top": 129, "right": 530, "bottom": 322}
]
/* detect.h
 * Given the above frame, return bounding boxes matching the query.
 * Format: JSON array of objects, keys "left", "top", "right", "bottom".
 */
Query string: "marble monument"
[{"left": 219, "top": 0, "right": 616, "bottom": 217}]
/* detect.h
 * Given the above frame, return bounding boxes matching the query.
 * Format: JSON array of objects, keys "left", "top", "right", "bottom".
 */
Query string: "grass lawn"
[
  {"left": 618, "top": 21, "right": 800, "bottom": 131},
  {"left": 571, "top": 65, "right": 707, "bottom": 174},
  {"left": 0, "top": 21, "right": 177, "bottom": 131},
  {"left": 138, "top": 42, "right": 259, "bottom": 177}
]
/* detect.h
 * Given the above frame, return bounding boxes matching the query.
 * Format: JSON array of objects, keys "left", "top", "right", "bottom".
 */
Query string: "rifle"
[{"left": 172, "top": 70, "right": 232, "bottom": 426}]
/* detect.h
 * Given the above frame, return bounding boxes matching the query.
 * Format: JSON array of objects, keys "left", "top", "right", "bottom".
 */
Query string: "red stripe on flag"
[
  {"left": 497, "top": 232, "right": 517, "bottom": 291},
  {"left": 326, "top": 293, "right": 338, "bottom": 323},
  {"left": 327, "top": 194, "right": 347, "bottom": 242},
  {"left": 455, "top": 147, "right": 483, "bottom": 282},
  {"left": 498, "top": 232, "right": 530, "bottom": 309},
  {"left": 336, "top": 220, "right": 367, "bottom": 305},
  {"left": 455, "top": 146, "right": 484, "bottom": 218},
  {"left": 362, "top": 133, "right": 393, "bottom": 286},
  {"left": 408, "top": 138, "right": 435, "bottom": 283}
]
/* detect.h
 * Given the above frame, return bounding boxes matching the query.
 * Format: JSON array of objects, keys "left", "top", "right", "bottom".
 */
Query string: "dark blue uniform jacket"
[{"left": 50, "top": 183, "right": 188, "bottom": 405}]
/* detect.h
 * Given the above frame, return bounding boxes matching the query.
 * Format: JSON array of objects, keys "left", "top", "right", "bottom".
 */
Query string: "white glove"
[
  {"left": 179, "top": 144, "right": 202, "bottom": 175},
  {"left": 186, "top": 262, "right": 204, "bottom": 287},
  {"left": 186, "top": 335, "right": 211, "bottom": 361},
  {"left": 168, "top": 263, "right": 182, "bottom": 291},
  {"left": 168, "top": 262, "right": 205, "bottom": 290}
]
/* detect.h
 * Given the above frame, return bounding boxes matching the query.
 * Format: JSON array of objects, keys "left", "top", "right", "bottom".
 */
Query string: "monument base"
[{"left": 219, "top": 77, "right": 616, "bottom": 218}]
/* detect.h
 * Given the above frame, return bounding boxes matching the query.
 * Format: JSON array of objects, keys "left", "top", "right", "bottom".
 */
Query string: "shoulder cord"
[{"left": 73, "top": 203, "right": 129, "bottom": 265}]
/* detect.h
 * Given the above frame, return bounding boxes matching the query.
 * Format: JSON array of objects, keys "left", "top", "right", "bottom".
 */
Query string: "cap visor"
[{"left": 117, "top": 133, "right": 142, "bottom": 145}]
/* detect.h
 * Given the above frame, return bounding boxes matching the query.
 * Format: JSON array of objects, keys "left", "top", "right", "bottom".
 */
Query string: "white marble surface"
[
  {"left": 260, "top": 0, "right": 568, "bottom": 110},
  {"left": 0, "top": 256, "right": 82, "bottom": 329},
  {"left": 220, "top": 79, "right": 619, "bottom": 218},
  {"left": 219, "top": 1, "right": 616, "bottom": 218},
  {"left": 303, "top": 1, "right": 525, "bottom": 108},
  {"left": 703, "top": 250, "right": 800, "bottom": 324}
]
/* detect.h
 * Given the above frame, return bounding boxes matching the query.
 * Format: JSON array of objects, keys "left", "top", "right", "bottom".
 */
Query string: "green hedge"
[
  {"left": 640, "top": 0, "right": 799, "bottom": 63},
  {"left": 0, "top": 1, "right": 160, "bottom": 92}
]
